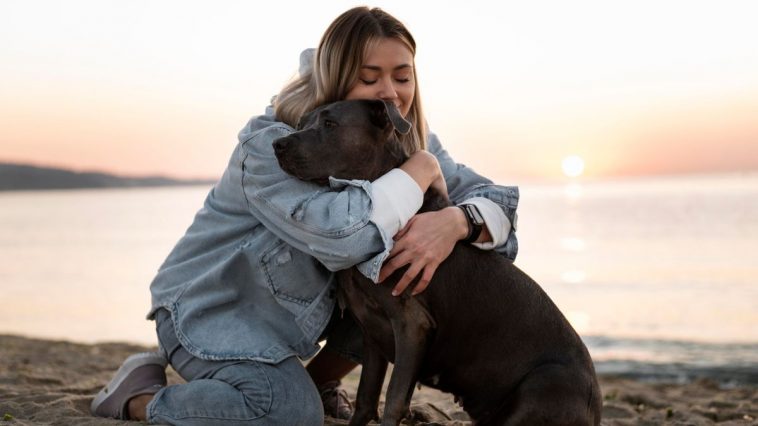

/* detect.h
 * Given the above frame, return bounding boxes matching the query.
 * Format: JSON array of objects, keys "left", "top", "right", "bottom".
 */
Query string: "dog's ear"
[
  {"left": 295, "top": 111, "right": 312, "bottom": 130},
  {"left": 368, "top": 100, "right": 412, "bottom": 135},
  {"left": 296, "top": 106, "right": 322, "bottom": 130},
  {"left": 384, "top": 101, "right": 412, "bottom": 135}
]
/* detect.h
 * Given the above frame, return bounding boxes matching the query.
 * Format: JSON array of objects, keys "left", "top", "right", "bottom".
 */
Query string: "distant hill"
[{"left": 0, "top": 163, "right": 216, "bottom": 191}]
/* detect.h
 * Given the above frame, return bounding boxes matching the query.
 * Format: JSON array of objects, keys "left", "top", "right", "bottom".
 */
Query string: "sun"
[{"left": 561, "top": 155, "right": 585, "bottom": 178}]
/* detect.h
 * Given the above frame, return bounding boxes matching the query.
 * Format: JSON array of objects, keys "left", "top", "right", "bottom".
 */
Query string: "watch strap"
[{"left": 458, "top": 204, "right": 483, "bottom": 244}]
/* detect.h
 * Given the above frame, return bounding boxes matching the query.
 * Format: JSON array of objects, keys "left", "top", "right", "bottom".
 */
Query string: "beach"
[{"left": 1, "top": 334, "right": 756, "bottom": 425}]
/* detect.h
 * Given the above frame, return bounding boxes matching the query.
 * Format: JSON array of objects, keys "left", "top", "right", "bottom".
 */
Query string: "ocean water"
[{"left": 1, "top": 173, "right": 757, "bottom": 384}]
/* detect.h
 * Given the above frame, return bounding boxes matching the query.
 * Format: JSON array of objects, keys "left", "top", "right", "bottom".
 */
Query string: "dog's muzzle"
[{"left": 272, "top": 137, "right": 292, "bottom": 157}]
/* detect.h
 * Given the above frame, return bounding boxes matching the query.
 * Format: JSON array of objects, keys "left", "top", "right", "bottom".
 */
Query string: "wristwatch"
[{"left": 458, "top": 204, "right": 484, "bottom": 244}]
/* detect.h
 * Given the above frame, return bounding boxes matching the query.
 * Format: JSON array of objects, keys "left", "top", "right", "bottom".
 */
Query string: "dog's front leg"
[
  {"left": 381, "top": 316, "right": 432, "bottom": 426},
  {"left": 349, "top": 339, "right": 388, "bottom": 426}
]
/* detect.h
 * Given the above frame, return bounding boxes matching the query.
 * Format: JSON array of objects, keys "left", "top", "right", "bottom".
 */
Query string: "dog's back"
[{"left": 417, "top": 244, "right": 601, "bottom": 424}]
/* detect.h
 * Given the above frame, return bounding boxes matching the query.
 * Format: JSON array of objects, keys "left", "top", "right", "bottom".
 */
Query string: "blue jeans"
[{"left": 147, "top": 308, "right": 326, "bottom": 425}]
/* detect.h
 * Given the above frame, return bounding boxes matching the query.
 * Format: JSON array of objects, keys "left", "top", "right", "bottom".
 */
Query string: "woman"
[{"left": 91, "top": 6, "right": 518, "bottom": 424}]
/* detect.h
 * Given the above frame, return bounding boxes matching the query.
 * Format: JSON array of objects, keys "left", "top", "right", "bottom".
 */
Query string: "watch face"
[{"left": 466, "top": 204, "right": 484, "bottom": 225}]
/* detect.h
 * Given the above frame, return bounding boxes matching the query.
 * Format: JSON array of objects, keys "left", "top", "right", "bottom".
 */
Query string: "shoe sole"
[{"left": 90, "top": 352, "right": 168, "bottom": 414}]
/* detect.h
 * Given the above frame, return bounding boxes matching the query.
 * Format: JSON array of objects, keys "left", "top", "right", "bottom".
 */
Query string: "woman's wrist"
[
  {"left": 399, "top": 151, "right": 441, "bottom": 192},
  {"left": 447, "top": 205, "right": 494, "bottom": 244},
  {"left": 446, "top": 206, "right": 470, "bottom": 241}
]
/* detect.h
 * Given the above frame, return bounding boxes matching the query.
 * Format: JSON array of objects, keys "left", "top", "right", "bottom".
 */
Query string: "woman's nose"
[{"left": 376, "top": 77, "right": 398, "bottom": 100}]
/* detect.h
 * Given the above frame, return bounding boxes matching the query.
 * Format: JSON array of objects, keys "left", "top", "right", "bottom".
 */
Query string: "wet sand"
[{"left": 1, "top": 334, "right": 756, "bottom": 425}]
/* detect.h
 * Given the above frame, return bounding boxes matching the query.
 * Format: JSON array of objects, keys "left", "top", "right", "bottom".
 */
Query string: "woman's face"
[{"left": 345, "top": 37, "right": 415, "bottom": 117}]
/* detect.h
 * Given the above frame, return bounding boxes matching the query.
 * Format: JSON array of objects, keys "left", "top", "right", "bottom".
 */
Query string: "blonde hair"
[{"left": 274, "top": 7, "right": 427, "bottom": 153}]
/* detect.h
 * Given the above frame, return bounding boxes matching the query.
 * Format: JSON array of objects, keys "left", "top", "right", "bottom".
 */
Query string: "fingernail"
[{"left": 392, "top": 290, "right": 399, "bottom": 296}]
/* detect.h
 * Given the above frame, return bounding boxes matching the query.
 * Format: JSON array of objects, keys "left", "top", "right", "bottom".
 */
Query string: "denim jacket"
[{"left": 148, "top": 106, "right": 519, "bottom": 364}]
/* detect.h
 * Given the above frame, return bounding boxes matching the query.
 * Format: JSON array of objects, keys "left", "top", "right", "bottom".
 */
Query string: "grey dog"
[{"left": 273, "top": 99, "right": 602, "bottom": 426}]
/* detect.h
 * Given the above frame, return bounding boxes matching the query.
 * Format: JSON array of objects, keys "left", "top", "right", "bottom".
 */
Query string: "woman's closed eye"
[{"left": 359, "top": 77, "right": 411, "bottom": 85}]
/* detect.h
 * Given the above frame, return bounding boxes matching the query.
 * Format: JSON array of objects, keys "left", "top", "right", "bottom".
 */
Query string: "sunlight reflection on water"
[
  {"left": 515, "top": 173, "right": 758, "bottom": 345},
  {"left": 1, "top": 174, "right": 757, "bottom": 358}
]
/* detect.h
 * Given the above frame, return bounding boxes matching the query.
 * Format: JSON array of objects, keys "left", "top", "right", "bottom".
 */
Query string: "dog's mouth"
[
  {"left": 283, "top": 164, "right": 330, "bottom": 186},
  {"left": 273, "top": 136, "right": 331, "bottom": 185}
]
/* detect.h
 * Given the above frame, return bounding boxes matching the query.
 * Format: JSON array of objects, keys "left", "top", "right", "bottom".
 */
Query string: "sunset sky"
[{"left": 2, "top": 0, "right": 757, "bottom": 182}]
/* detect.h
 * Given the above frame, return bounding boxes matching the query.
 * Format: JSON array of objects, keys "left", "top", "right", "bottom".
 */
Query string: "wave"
[{"left": 584, "top": 335, "right": 758, "bottom": 386}]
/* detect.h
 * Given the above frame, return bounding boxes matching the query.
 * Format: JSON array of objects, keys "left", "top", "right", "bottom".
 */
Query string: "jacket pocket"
[{"left": 260, "top": 240, "right": 331, "bottom": 313}]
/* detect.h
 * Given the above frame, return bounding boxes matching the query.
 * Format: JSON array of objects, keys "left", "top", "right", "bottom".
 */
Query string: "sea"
[{"left": 1, "top": 173, "right": 757, "bottom": 386}]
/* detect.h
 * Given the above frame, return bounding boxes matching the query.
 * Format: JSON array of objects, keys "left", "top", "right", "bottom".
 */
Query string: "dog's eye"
[{"left": 324, "top": 119, "right": 338, "bottom": 128}]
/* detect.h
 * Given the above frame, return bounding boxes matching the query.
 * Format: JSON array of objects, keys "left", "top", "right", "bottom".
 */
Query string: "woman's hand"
[
  {"left": 398, "top": 151, "right": 448, "bottom": 200},
  {"left": 378, "top": 206, "right": 469, "bottom": 296}
]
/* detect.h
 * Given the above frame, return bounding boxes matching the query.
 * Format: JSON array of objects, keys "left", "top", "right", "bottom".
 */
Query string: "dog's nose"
[{"left": 273, "top": 138, "right": 289, "bottom": 154}]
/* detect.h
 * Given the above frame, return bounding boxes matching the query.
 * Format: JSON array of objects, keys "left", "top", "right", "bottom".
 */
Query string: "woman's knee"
[
  {"left": 286, "top": 390, "right": 323, "bottom": 426},
  {"left": 263, "top": 357, "right": 324, "bottom": 425}
]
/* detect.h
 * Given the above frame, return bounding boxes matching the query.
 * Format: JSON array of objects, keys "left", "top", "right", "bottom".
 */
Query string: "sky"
[{"left": 2, "top": 0, "right": 758, "bottom": 182}]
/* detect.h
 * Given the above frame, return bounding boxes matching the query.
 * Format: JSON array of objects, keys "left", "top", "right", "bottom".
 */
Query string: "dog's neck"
[
  {"left": 389, "top": 143, "right": 450, "bottom": 214},
  {"left": 419, "top": 188, "right": 451, "bottom": 213}
]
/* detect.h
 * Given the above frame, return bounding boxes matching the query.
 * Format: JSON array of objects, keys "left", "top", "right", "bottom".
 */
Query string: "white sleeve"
[
  {"left": 369, "top": 169, "right": 423, "bottom": 238},
  {"left": 460, "top": 197, "right": 512, "bottom": 250}
]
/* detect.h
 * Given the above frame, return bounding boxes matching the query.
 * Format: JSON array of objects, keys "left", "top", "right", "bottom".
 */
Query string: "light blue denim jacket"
[{"left": 148, "top": 106, "right": 519, "bottom": 364}]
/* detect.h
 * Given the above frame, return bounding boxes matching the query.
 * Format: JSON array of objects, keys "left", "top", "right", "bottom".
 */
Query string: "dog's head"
[{"left": 273, "top": 99, "right": 412, "bottom": 185}]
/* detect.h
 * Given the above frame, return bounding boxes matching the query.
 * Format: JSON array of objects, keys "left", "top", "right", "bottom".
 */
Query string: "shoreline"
[{"left": 1, "top": 334, "right": 756, "bottom": 425}]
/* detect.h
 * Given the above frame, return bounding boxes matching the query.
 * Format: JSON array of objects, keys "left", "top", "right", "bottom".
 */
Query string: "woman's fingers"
[
  {"left": 386, "top": 246, "right": 440, "bottom": 296},
  {"left": 380, "top": 209, "right": 459, "bottom": 295},
  {"left": 391, "top": 262, "right": 424, "bottom": 296},
  {"left": 378, "top": 248, "right": 410, "bottom": 282},
  {"left": 411, "top": 264, "right": 437, "bottom": 296},
  {"left": 393, "top": 217, "right": 415, "bottom": 241}
]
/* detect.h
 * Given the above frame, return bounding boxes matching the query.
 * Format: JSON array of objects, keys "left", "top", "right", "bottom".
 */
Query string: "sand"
[{"left": 1, "top": 334, "right": 756, "bottom": 425}]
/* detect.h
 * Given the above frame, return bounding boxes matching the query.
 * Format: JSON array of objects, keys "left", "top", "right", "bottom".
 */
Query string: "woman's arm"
[
  {"left": 427, "top": 132, "right": 519, "bottom": 259},
  {"left": 240, "top": 121, "right": 390, "bottom": 273},
  {"left": 379, "top": 132, "right": 519, "bottom": 296},
  {"left": 238, "top": 114, "right": 445, "bottom": 283},
  {"left": 368, "top": 151, "right": 446, "bottom": 238}
]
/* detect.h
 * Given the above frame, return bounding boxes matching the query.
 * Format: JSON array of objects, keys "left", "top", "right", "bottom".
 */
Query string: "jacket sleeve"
[
  {"left": 239, "top": 122, "right": 393, "bottom": 281},
  {"left": 427, "top": 132, "right": 520, "bottom": 260}
]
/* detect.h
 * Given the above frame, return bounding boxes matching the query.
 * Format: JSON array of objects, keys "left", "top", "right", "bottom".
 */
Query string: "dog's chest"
[{"left": 336, "top": 270, "right": 398, "bottom": 361}]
